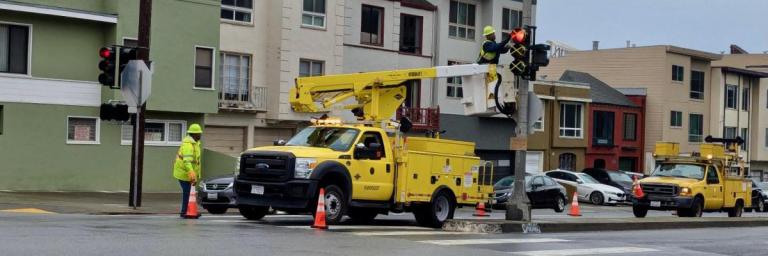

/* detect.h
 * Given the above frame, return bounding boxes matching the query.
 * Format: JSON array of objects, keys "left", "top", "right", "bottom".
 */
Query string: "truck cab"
[{"left": 632, "top": 141, "right": 751, "bottom": 218}]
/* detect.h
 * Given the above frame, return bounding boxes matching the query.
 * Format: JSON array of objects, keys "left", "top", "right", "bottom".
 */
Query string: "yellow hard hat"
[
  {"left": 483, "top": 26, "right": 496, "bottom": 36},
  {"left": 187, "top": 123, "right": 203, "bottom": 134}
]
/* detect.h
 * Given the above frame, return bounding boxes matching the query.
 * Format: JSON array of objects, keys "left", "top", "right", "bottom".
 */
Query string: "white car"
[{"left": 545, "top": 169, "right": 626, "bottom": 205}]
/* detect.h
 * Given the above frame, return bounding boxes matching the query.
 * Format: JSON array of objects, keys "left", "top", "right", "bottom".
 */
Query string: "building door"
[
  {"left": 593, "top": 159, "right": 606, "bottom": 169},
  {"left": 558, "top": 153, "right": 576, "bottom": 171},
  {"left": 619, "top": 157, "right": 637, "bottom": 172},
  {"left": 203, "top": 126, "right": 246, "bottom": 157},
  {"left": 526, "top": 151, "right": 544, "bottom": 173}
]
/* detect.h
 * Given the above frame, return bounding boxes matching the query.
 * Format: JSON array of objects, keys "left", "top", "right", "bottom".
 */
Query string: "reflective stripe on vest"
[
  {"left": 177, "top": 154, "right": 199, "bottom": 164},
  {"left": 479, "top": 40, "right": 496, "bottom": 61}
]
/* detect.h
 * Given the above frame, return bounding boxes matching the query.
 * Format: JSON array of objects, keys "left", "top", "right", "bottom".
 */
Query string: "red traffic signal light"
[
  {"left": 99, "top": 47, "right": 112, "bottom": 58},
  {"left": 510, "top": 28, "right": 527, "bottom": 44},
  {"left": 98, "top": 47, "right": 116, "bottom": 86}
]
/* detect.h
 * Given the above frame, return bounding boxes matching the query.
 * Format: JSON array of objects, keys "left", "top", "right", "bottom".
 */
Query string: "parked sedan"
[
  {"left": 493, "top": 175, "right": 567, "bottom": 212},
  {"left": 747, "top": 179, "right": 768, "bottom": 212},
  {"left": 545, "top": 169, "right": 625, "bottom": 205},
  {"left": 197, "top": 175, "right": 236, "bottom": 214},
  {"left": 583, "top": 168, "right": 634, "bottom": 196}
]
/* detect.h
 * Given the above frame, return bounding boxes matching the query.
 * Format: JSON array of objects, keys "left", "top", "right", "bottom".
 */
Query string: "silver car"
[{"left": 197, "top": 175, "right": 236, "bottom": 214}]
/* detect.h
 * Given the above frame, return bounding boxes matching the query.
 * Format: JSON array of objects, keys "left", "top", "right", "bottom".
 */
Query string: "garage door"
[
  {"left": 526, "top": 151, "right": 543, "bottom": 173},
  {"left": 253, "top": 128, "right": 294, "bottom": 147},
  {"left": 203, "top": 126, "right": 246, "bottom": 157}
]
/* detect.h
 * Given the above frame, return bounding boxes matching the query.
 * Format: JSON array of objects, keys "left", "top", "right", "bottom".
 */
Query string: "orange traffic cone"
[
  {"left": 311, "top": 188, "right": 328, "bottom": 229},
  {"left": 568, "top": 191, "right": 582, "bottom": 217},
  {"left": 633, "top": 176, "right": 645, "bottom": 198},
  {"left": 472, "top": 202, "right": 490, "bottom": 217},
  {"left": 184, "top": 186, "right": 200, "bottom": 219}
]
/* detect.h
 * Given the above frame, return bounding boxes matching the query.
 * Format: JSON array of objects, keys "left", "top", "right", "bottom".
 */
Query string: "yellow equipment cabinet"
[{"left": 632, "top": 139, "right": 751, "bottom": 218}]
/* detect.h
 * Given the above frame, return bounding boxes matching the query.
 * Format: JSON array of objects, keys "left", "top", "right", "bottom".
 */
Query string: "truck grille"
[
  {"left": 642, "top": 183, "right": 678, "bottom": 196},
  {"left": 239, "top": 152, "right": 295, "bottom": 182}
]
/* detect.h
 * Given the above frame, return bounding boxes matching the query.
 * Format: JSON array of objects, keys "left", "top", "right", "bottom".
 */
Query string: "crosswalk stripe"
[
  {"left": 509, "top": 247, "right": 659, "bottom": 256},
  {"left": 420, "top": 238, "right": 569, "bottom": 245},
  {"left": 0, "top": 208, "right": 55, "bottom": 214},
  {"left": 352, "top": 231, "right": 483, "bottom": 236},
  {"left": 281, "top": 225, "right": 433, "bottom": 230}
]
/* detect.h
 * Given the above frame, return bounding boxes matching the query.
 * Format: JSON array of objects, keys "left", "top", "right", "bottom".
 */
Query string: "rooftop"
[{"left": 559, "top": 70, "right": 639, "bottom": 107}]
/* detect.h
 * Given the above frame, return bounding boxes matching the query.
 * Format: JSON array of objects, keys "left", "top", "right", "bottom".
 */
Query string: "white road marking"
[
  {"left": 280, "top": 225, "right": 433, "bottom": 230},
  {"left": 352, "top": 231, "right": 483, "bottom": 236},
  {"left": 509, "top": 247, "right": 659, "bottom": 256},
  {"left": 264, "top": 215, "right": 311, "bottom": 218},
  {"left": 420, "top": 238, "right": 569, "bottom": 245}
]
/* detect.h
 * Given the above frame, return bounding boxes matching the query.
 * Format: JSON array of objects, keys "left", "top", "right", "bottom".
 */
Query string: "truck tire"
[
  {"left": 688, "top": 197, "right": 704, "bottom": 217},
  {"left": 347, "top": 208, "right": 378, "bottom": 223},
  {"left": 239, "top": 206, "right": 269, "bottom": 220},
  {"left": 728, "top": 201, "right": 744, "bottom": 217},
  {"left": 590, "top": 192, "right": 605, "bottom": 205},
  {"left": 632, "top": 205, "right": 648, "bottom": 218},
  {"left": 415, "top": 190, "right": 456, "bottom": 228},
  {"left": 322, "top": 184, "right": 347, "bottom": 225}
]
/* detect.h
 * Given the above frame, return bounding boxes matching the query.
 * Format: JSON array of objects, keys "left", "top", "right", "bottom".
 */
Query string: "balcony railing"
[
  {"left": 219, "top": 86, "right": 267, "bottom": 111},
  {"left": 396, "top": 106, "right": 440, "bottom": 132}
]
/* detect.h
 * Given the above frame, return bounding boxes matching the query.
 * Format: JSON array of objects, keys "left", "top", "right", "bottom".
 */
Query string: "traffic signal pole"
[
  {"left": 129, "top": 0, "right": 152, "bottom": 208},
  {"left": 506, "top": 0, "right": 533, "bottom": 222}
]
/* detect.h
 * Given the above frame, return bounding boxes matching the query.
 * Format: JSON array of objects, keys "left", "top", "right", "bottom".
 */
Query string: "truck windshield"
[
  {"left": 285, "top": 127, "right": 359, "bottom": 152},
  {"left": 652, "top": 163, "right": 705, "bottom": 180}
]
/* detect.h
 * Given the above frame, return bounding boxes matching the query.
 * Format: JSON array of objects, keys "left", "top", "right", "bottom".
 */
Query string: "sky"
[{"left": 536, "top": 0, "right": 768, "bottom": 54}]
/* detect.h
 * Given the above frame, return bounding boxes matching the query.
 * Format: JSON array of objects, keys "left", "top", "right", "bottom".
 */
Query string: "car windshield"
[
  {"left": 607, "top": 172, "right": 634, "bottom": 183},
  {"left": 576, "top": 174, "right": 600, "bottom": 184},
  {"left": 652, "top": 163, "right": 705, "bottom": 180},
  {"left": 285, "top": 127, "right": 359, "bottom": 152}
]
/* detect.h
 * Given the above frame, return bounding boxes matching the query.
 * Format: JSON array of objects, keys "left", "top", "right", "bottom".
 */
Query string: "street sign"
[{"left": 120, "top": 60, "right": 153, "bottom": 109}]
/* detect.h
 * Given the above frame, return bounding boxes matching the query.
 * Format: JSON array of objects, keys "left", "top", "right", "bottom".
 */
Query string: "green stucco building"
[{"left": 0, "top": 0, "right": 233, "bottom": 192}]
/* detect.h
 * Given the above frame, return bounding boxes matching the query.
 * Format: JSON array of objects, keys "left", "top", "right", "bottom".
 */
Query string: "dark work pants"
[{"left": 178, "top": 180, "right": 191, "bottom": 216}]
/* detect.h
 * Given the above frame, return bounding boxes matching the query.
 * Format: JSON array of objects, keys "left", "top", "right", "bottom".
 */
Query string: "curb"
[{"left": 443, "top": 217, "right": 768, "bottom": 233}]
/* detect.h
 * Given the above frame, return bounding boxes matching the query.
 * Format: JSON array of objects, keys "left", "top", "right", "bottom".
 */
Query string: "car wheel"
[
  {"left": 757, "top": 197, "right": 766, "bottom": 212},
  {"left": 632, "top": 204, "right": 648, "bottom": 218},
  {"left": 347, "top": 208, "right": 378, "bottom": 223},
  {"left": 553, "top": 195, "right": 566, "bottom": 213},
  {"left": 590, "top": 192, "right": 605, "bottom": 205},
  {"left": 415, "top": 190, "right": 456, "bottom": 228},
  {"left": 728, "top": 201, "right": 744, "bottom": 217},
  {"left": 238, "top": 206, "right": 269, "bottom": 220},
  {"left": 322, "top": 185, "right": 347, "bottom": 225},
  {"left": 206, "top": 206, "right": 228, "bottom": 215}
]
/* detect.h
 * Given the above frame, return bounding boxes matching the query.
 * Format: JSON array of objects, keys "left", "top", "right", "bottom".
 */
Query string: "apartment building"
[{"left": 0, "top": 0, "right": 226, "bottom": 191}]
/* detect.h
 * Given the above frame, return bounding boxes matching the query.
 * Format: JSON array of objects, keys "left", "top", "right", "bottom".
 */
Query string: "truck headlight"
[
  {"left": 235, "top": 157, "right": 241, "bottom": 172},
  {"left": 294, "top": 158, "right": 317, "bottom": 179},
  {"left": 679, "top": 187, "right": 691, "bottom": 196}
]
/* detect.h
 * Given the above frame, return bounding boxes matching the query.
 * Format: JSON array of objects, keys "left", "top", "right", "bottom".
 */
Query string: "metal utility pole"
[
  {"left": 129, "top": 0, "right": 152, "bottom": 208},
  {"left": 506, "top": 0, "right": 533, "bottom": 222}
]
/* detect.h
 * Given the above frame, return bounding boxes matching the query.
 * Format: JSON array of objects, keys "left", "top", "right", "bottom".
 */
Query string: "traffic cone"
[
  {"left": 184, "top": 186, "right": 200, "bottom": 219},
  {"left": 633, "top": 176, "right": 645, "bottom": 198},
  {"left": 311, "top": 188, "right": 328, "bottom": 229},
  {"left": 568, "top": 191, "right": 582, "bottom": 217},
  {"left": 472, "top": 202, "right": 490, "bottom": 217}
]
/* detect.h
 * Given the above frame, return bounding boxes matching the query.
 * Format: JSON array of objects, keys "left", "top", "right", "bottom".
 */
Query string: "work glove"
[{"left": 188, "top": 172, "right": 197, "bottom": 184}]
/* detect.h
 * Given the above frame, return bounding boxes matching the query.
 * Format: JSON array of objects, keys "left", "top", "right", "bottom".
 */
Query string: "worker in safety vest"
[
  {"left": 173, "top": 123, "right": 203, "bottom": 218},
  {"left": 477, "top": 25, "right": 511, "bottom": 64}
]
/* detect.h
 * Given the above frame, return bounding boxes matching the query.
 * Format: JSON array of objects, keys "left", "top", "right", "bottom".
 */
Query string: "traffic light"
[
  {"left": 98, "top": 47, "right": 116, "bottom": 86},
  {"left": 509, "top": 28, "right": 530, "bottom": 77},
  {"left": 528, "top": 44, "right": 551, "bottom": 81},
  {"left": 100, "top": 103, "right": 130, "bottom": 121}
]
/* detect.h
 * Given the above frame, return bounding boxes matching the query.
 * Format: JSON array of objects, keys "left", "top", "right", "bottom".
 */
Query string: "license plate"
[
  {"left": 207, "top": 193, "right": 218, "bottom": 200},
  {"left": 251, "top": 185, "right": 264, "bottom": 195},
  {"left": 650, "top": 201, "right": 661, "bottom": 207}
]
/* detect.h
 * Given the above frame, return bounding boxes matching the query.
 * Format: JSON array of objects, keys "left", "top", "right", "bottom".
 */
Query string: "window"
[
  {"left": 706, "top": 166, "right": 720, "bottom": 184},
  {"left": 558, "top": 153, "right": 576, "bottom": 171},
  {"left": 446, "top": 61, "right": 464, "bottom": 98},
  {"left": 123, "top": 38, "right": 138, "bottom": 47},
  {"left": 360, "top": 5, "right": 384, "bottom": 46},
  {"left": 67, "top": 117, "right": 99, "bottom": 144},
  {"left": 592, "top": 111, "right": 614, "bottom": 146},
  {"left": 221, "top": 0, "right": 252, "bottom": 23},
  {"left": 742, "top": 86, "right": 750, "bottom": 111},
  {"left": 448, "top": 1, "right": 476, "bottom": 40},
  {"left": 0, "top": 23, "right": 29, "bottom": 74},
  {"left": 619, "top": 157, "right": 637, "bottom": 172},
  {"left": 690, "top": 70, "right": 704, "bottom": 99},
  {"left": 559, "top": 103, "right": 583, "bottom": 138},
  {"left": 399, "top": 14, "right": 422, "bottom": 54},
  {"left": 403, "top": 80, "right": 420, "bottom": 108},
  {"left": 741, "top": 128, "right": 749, "bottom": 151},
  {"left": 0, "top": 105, "right": 3, "bottom": 135},
  {"left": 689, "top": 114, "right": 703, "bottom": 142},
  {"left": 358, "top": 132, "right": 386, "bottom": 157},
  {"left": 765, "top": 128, "right": 768, "bottom": 148},
  {"left": 533, "top": 100, "right": 544, "bottom": 131},
  {"left": 670, "top": 111, "right": 682, "bottom": 127},
  {"left": 623, "top": 113, "right": 637, "bottom": 141},
  {"left": 219, "top": 52, "right": 251, "bottom": 102},
  {"left": 302, "top": 0, "right": 326, "bottom": 28},
  {"left": 726, "top": 85, "right": 738, "bottom": 109},
  {"left": 501, "top": 8, "right": 522, "bottom": 32},
  {"left": 195, "top": 47, "right": 214, "bottom": 89},
  {"left": 724, "top": 127, "right": 737, "bottom": 139},
  {"left": 672, "top": 65, "right": 684, "bottom": 82},
  {"left": 299, "top": 59, "right": 323, "bottom": 77},
  {"left": 122, "top": 120, "right": 186, "bottom": 146}
]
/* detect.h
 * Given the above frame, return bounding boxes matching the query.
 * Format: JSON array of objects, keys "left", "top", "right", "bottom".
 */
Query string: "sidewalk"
[{"left": 0, "top": 192, "right": 181, "bottom": 215}]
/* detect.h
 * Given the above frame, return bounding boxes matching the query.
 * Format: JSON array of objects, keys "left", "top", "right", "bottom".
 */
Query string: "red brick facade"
[{"left": 586, "top": 95, "right": 646, "bottom": 173}]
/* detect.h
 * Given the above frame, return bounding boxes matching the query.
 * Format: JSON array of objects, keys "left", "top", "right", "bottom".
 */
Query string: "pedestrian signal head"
[
  {"left": 187, "top": 124, "right": 203, "bottom": 134},
  {"left": 483, "top": 26, "right": 495, "bottom": 36}
]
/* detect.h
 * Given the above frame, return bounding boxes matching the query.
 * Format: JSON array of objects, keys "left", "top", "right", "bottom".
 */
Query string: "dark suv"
[{"left": 583, "top": 168, "right": 634, "bottom": 197}]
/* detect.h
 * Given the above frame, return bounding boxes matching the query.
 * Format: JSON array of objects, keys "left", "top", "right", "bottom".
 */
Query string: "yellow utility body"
[
  {"left": 632, "top": 138, "right": 752, "bottom": 218},
  {"left": 234, "top": 64, "right": 502, "bottom": 227}
]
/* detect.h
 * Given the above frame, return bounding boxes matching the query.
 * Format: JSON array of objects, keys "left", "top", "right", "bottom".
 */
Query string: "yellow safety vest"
[
  {"left": 173, "top": 136, "right": 201, "bottom": 181},
  {"left": 478, "top": 40, "right": 496, "bottom": 62}
]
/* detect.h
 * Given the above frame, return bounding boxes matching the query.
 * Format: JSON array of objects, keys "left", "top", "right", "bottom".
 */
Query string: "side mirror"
[
  {"left": 576, "top": 179, "right": 584, "bottom": 184},
  {"left": 273, "top": 139, "right": 286, "bottom": 146},
  {"left": 399, "top": 117, "right": 413, "bottom": 133}
]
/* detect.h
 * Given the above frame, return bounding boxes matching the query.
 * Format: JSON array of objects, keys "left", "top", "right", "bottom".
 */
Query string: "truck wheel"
[
  {"left": 416, "top": 190, "right": 456, "bottom": 228},
  {"left": 632, "top": 205, "right": 648, "bottom": 218},
  {"left": 347, "top": 208, "right": 378, "bottom": 223},
  {"left": 238, "top": 206, "right": 269, "bottom": 220},
  {"left": 590, "top": 192, "right": 605, "bottom": 205},
  {"left": 206, "top": 206, "right": 228, "bottom": 215},
  {"left": 553, "top": 195, "right": 566, "bottom": 213},
  {"left": 728, "top": 201, "right": 744, "bottom": 217},
  {"left": 690, "top": 197, "right": 703, "bottom": 217},
  {"left": 322, "top": 184, "right": 347, "bottom": 225}
]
